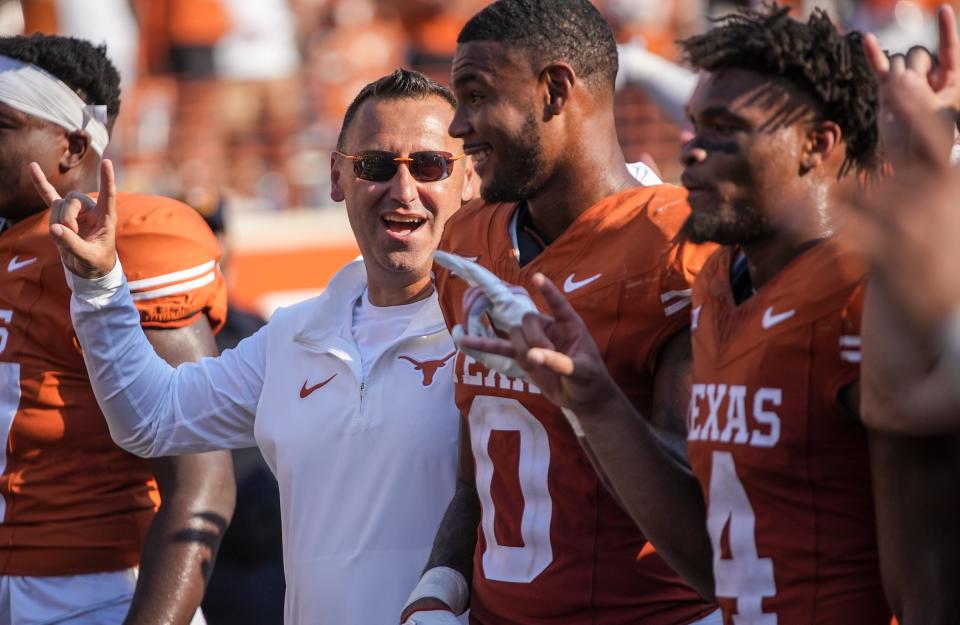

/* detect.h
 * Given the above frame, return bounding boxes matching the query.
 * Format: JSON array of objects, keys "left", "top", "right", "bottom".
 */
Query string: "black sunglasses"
[{"left": 334, "top": 150, "right": 465, "bottom": 182}]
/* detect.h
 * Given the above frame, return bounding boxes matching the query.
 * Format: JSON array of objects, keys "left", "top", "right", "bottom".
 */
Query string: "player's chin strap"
[
  {"left": 434, "top": 251, "right": 539, "bottom": 380},
  {"left": 0, "top": 55, "right": 109, "bottom": 155},
  {"left": 402, "top": 566, "right": 469, "bottom": 621}
]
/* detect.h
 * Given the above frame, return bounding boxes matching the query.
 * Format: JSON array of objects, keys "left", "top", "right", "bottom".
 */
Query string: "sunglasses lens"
[
  {"left": 347, "top": 151, "right": 456, "bottom": 182},
  {"left": 354, "top": 152, "right": 397, "bottom": 181},
  {"left": 410, "top": 152, "right": 452, "bottom": 182}
]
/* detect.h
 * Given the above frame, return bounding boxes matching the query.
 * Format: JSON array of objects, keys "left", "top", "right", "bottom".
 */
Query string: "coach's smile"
[{"left": 380, "top": 210, "right": 428, "bottom": 239}]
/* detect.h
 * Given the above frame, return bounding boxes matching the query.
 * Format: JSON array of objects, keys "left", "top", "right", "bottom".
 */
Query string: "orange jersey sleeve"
[
  {"left": 0, "top": 194, "right": 227, "bottom": 576},
  {"left": 111, "top": 193, "right": 227, "bottom": 332}
]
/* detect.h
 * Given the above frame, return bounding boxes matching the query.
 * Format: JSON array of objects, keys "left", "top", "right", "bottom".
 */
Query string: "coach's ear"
[
  {"left": 61, "top": 129, "right": 91, "bottom": 172},
  {"left": 461, "top": 157, "right": 477, "bottom": 203},
  {"left": 800, "top": 120, "right": 842, "bottom": 173},
  {"left": 331, "top": 153, "right": 345, "bottom": 203},
  {"left": 542, "top": 62, "right": 576, "bottom": 117}
]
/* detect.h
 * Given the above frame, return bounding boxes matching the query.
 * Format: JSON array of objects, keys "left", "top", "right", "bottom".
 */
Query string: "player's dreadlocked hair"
[
  {"left": 0, "top": 34, "right": 121, "bottom": 122},
  {"left": 337, "top": 68, "right": 456, "bottom": 150},
  {"left": 680, "top": 5, "right": 880, "bottom": 175},
  {"left": 458, "top": 0, "right": 619, "bottom": 93}
]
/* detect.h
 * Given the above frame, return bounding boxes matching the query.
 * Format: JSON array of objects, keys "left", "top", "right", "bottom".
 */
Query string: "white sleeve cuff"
[
  {"left": 64, "top": 256, "right": 124, "bottom": 306},
  {"left": 403, "top": 566, "right": 469, "bottom": 616}
]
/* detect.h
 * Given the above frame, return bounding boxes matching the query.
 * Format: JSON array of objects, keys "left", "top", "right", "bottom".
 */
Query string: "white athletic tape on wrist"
[
  {"left": 402, "top": 609, "right": 463, "bottom": 625},
  {"left": 403, "top": 566, "right": 469, "bottom": 616},
  {"left": 452, "top": 324, "right": 528, "bottom": 380},
  {"left": 0, "top": 55, "right": 109, "bottom": 155}
]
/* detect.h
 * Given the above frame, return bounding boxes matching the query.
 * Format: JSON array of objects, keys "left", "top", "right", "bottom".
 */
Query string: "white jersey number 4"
[
  {"left": 707, "top": 451, "right": 777, "bottom": 624},
  {"left": 470, "top": 396, "right": 553, "bottom": 583}
]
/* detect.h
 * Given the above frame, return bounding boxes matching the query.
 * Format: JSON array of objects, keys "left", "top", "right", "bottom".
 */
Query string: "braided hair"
[{"left": 680, "top": 5, "right": 880, "bottom": 175}]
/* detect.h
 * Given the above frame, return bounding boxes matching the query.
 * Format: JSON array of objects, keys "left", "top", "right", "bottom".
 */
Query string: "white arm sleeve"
[{"left": 68, "top": 259, "right": 265, "bottom": 457}]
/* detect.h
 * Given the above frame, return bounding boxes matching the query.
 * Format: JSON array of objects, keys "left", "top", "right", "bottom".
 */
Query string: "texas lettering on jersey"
[
  {"left": 435, "top": 187, "right": 718, "bottom": 625},
  {"left": 456, "top": 352, "right": 541, "bottom": 395},
  {"left": 686, "top": 242, "right": 889, "bottom": 625},
  {"left": 688, "top": 384, "right": 782, "bottom": 448}
]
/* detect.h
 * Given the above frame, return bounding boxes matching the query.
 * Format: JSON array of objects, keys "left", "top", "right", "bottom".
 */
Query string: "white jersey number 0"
[
  {"left": 707, "top": 450, "right": 777, "bottom": 624},
  {"left": 469, "top": 396, "right": 553, "bottom": 583}
]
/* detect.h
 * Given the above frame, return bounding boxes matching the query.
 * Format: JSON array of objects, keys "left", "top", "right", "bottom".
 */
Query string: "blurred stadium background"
[{"left": 3, "top": 0, "right": 951, "bottom": 316}]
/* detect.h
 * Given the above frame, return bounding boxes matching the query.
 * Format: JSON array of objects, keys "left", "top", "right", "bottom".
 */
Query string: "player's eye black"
[{"left": 334, "top": 150, "right": 465, "bottom": 183}]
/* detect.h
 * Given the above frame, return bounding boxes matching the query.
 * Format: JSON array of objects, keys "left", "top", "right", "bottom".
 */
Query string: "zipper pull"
[{"left": 359, "top": 383, "right": 365, "bottom": 403}]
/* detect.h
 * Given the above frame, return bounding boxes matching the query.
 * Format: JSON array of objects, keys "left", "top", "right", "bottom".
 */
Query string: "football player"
[
  {"left": 0, "top": 35, "right": 234, "bottom": 624},
  {"left": 456, "top": 6, "right": 898, "bottom": 625},
  {"left": 401, "top": 1, "right": 721, "bottom": 624}
]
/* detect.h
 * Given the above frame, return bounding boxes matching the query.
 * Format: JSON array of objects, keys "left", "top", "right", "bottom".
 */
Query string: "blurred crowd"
[{"left": 0, "top": 0, "right": 954, "bottom": 214}]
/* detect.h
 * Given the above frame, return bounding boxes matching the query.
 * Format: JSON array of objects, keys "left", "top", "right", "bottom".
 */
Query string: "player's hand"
[
  {"left": 864, "top": 5, "right": 960, "bottom": 166},
  {"left": 30, "top": 159, "right": 118, "bottom": 279},
  {"left": 434, "top": 251, "right": 538, "bottom": 380},
  {"left": 401, "top": 609, "right": 461, "bottom": 624},
  {"left": 838, "top": 71, "right": 960, "bottom": 335},
  {"left": 458, "top": 273, "right": 620, "bottom": 412},
  {"left": 843, "top": 165, "right": 960, "bottom": 334}
]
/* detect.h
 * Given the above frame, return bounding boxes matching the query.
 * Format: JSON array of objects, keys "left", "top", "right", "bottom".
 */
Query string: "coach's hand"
[
  {"left": 30, "top": 159, "right": 118, "bottom": 279},
  {"left": 457, "top": 272, "right": 619, "bottom": 413}
]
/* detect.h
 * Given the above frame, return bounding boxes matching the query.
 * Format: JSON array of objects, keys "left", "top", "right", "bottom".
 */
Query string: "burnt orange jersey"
[
  {"left": 0, "top": 193, "right": 226, "bottom": 576},
  {"left": 686, "top": 243, "right": 889, "bottom": 624},
  {"left": 435, "top": 187, "right": 717, "bottom": 625}
]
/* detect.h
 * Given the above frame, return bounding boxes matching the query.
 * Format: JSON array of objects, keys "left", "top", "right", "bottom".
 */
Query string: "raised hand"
[
  {"left": 864, "top": 5, "right": 960, "bottom": 166},
  {"left": 458, "top": 273, "right": 619, "bottom": 412},
  {"left": 434, "top": 251, "right": 538, "bottom": 380},
  {"left": 30, "top": 159, "right": 118, "bottom": 279},
  {"left": 843, "top": 161, "right": 960, "bottom": 334}
]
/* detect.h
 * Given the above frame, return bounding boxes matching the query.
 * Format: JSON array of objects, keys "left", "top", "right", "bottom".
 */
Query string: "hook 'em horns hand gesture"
[{"left": 30, "top": 159, "right": 119, "bottom": 279}]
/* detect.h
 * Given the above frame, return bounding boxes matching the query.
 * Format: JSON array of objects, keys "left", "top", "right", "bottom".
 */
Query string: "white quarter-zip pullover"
[{"left": 67, "top": 259, "right": 460, "bottom": 625}]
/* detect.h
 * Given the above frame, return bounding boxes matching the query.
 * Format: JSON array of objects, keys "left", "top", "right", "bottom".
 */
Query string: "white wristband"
[{"left": 403, "top": 566, "right": 469, "bottom": 616}]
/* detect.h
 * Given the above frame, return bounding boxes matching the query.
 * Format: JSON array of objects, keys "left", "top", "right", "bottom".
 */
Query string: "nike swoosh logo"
[
  {"left": 299, "top": 374, "right": 337, "bottom": 398},
  {"left": 563, "top": 272, "right": 602, "bottom": 293},
  {"left": 762, "top": 306, "right": 796, "bottom": 329},
  {"left": 8, "top": 256, "right": 37, "bottom": 272}
]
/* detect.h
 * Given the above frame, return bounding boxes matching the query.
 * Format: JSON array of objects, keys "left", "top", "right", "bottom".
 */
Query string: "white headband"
[{"left": 0, "top": 54, "right": 109, "bottom": 155}]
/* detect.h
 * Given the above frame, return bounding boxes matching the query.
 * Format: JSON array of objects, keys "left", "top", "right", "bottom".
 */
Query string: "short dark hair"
[
  {"left": 0, "top": 34, "right": 121, "bottom": 121},
  {"left": 458, "top": 0, "right": 619, "bottom": 92},
  {"left": 679, "top": 5, "right": 879, "bottom": 175},
  {"left": 336, "top": 69, "right": 457, "bottom": 150}
]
